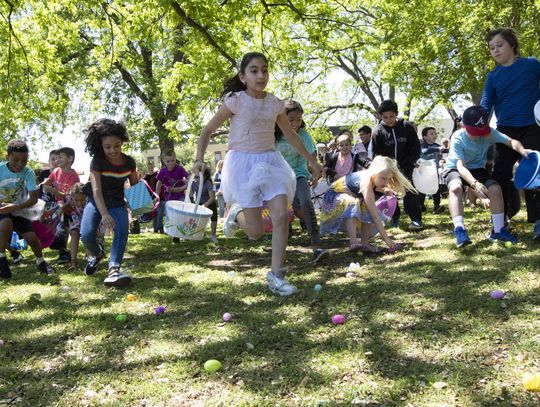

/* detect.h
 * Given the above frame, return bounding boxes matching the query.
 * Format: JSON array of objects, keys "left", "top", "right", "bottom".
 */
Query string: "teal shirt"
[
  {"left": 276, "top": 128, "right": 315, "bottom": 179},
  {"left": 445, "top": 128, "right": 509, "bottom": 170}
]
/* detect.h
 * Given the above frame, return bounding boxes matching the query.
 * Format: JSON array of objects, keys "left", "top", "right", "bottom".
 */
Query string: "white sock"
[
  {"left": 452, "top": 216, "right": 464, "bottom": 229},
  {"left": 492, "top": 213, "right": 505, "bottom": 233}
]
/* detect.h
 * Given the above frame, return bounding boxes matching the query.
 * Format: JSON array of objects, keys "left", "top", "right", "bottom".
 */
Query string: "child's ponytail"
[{"left": 222, "top": 74, "right": 246, "bottom": 97}]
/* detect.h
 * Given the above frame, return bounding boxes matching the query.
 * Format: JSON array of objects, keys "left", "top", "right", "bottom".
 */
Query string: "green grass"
[{"left": 1, "top": 202, "right": 539, "bottom": 406}]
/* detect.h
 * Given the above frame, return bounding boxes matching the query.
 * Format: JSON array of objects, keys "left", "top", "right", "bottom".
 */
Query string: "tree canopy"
[{"left": 1, "top": 0, "right": 539, "bottom": 152}]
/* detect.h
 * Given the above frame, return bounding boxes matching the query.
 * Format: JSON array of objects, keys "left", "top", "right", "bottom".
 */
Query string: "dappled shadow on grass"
[{"left": 1, "top": 210, "right": 539, "bottom": 406}]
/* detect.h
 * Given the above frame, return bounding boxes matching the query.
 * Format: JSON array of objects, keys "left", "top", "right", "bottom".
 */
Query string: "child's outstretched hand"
[
  {"left": 192, "top": 159, "right": 206, "bottom": 175},
  {"left": 384, "top": 236, "right": 396, "bottom": 250},
  {"left": 102, "top": 213, "right": 115, "bottom": 230},
  {"left": 473, "top": 181, "right": 489, "bottom": 199}
]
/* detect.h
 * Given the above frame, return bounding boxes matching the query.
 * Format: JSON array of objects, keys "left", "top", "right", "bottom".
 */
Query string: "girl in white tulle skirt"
[{"left": 192, "top": 52, "right": 322, "bottom": 297}]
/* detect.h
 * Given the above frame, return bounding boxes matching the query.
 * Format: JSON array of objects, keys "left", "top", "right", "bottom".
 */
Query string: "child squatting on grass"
[
  {"left": 320, "top": 155, "right": 414, "bottom": 255},
  {"left": 192, "top": 52, "right": 322, "bottom": 297},
  {"left": 80, "top": 118, "right": 139, "bottom": 287},
  {"left": 442, "top": 106, "right": 530, "bottom": 248},
  {"left": 0, "top": 140, "right": 56, "bottom": 279}
]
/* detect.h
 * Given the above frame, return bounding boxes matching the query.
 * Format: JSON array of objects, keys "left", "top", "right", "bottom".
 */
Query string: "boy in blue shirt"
[
  {"left": 443, "top": 106, "right": 530, "bottom": 247},
  {"left": 0, "top": 140, "right": 56, "bottom": 278}
]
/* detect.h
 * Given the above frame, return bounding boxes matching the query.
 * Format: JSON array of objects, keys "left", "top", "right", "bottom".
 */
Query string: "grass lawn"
[{"left": 1, "top": 202, "right": 539, "bottom": 406}]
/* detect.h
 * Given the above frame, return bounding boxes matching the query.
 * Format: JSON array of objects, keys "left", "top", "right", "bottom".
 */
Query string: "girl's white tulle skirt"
[{"left": 221, "top": 150, "right": 296, "bottom": 208}]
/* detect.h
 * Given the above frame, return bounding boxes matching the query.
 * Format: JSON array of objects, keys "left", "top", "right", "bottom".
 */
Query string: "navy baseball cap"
[{"left": 462, "top": 106, "right": 491, "bottom": 136}]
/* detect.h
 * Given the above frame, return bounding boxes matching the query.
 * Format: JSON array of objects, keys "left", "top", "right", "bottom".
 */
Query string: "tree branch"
[{"left": 170, "top": 1, "right": 237, "bottom": 68}]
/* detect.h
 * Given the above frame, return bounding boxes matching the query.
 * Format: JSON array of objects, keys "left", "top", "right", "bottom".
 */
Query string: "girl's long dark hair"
[
  {"left": 221, "top": 52, "right": 268, "bottom": 98},
  {"left": 84, "top": 118, "right": 129, "bottom": 157},
  {"left": 275, "top": 99, "right": 305, "bottom": 142}
]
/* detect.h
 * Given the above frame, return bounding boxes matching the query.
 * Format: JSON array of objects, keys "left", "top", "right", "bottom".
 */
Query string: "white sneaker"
[
  {"left": 103, "top": 266, "right": 132, "bottom": 288},
  {"left": 267, "top": 271, "right": 297, "bottom": 296},
  {"left": 223, "top": 203, "right": 242, "bottom": 237}
]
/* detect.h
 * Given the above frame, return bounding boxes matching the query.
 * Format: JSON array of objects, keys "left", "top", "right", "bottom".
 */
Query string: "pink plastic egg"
[
  {"left": 331, "top": 314, "right": 346, "bottom": 325},
  {"left": 223, "top": 312, "right": 232, "bottom": 322}
]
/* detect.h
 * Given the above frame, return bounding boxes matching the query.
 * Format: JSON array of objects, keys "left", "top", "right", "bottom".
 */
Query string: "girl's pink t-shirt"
[
  {"left": 335, "top": 153, "right": 353, "bottom": 180},
  {"left": 224, "top": 91, "right": 285, "bottom": 153}
]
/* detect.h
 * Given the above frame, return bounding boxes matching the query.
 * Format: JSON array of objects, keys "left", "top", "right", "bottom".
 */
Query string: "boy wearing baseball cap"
[{"left": 443, "top": 106, "right": 530, "bottom": 247}]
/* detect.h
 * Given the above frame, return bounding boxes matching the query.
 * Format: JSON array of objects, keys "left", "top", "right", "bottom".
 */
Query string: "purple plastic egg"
[
  {"left": 155, "top": 306, "right": 166, "bottom": 315},
  {"left": 331, "top": 314, "right": 346, "bottom": 325},
  {"left": 490, "top": 290, "right": 505, "bottom": 300},
  {"left": 223, "top": 312, "right": 232, "bottom": 322}
]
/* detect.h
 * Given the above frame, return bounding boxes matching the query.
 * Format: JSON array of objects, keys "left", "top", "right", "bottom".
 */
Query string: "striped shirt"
[
  {"left": 83, "top": 154, "right": 136, "bottom": 208},
  {"left": 481, "top": 57, "right": 540, "bottom": 127}
]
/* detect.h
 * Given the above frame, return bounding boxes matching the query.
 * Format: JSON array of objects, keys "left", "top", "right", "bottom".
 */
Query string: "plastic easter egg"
[
  {"left": 204, "top": 359, "right": 222, "bottom": 373},
  {"left": 223, "top": 312, "right": 232, "bottom": 322},
  {"left": 61, "top": 286, "right": 71, "bottom": 292},
  {"left": 127, "top": 294, "right": 137, "bottom": 302},
  {"left": 314, "top": 284, "right": 322, "bottom": 292},
  {"left": 0, "top": 339, "right": 4, "bottom": 347},
  {"left": 115, "top": 314, "right": 127, "bottom": 322},
  {"left": 155, "top": 306, "right": 166, "bottom": 315},
  {"left": 331, "top": 314, "right": 346, "bottom": 325},
  {"left": 227, "top": 271, "right": 236, "bottom": 277},
  {"left": 523, "top": 372, "right": 540, "bottom": 391},
  {"left": 490, "top": 290, "right": 505, "bottom": 300},
  {"left": 504, "top": 241, "right": 513, "bottom": 248},
  {"left": 346, "top": 272, "right": 357, "bottom": 278}
]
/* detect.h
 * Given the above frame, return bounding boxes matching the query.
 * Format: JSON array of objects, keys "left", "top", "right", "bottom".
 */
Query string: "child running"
[
  {"left": 192, "top": 52, "right": 322, "bottom": 296},
  {"left": 443, "top": 106, "right": 529, "bottom": 248},
  {"left": 275, "top": 100, "right": 328, "bottom": 263},
  {"left": 320, "top": 156, "right": 413, "bottom": 254},
  {"left": 0, "top": 140, "right": 56, "bottom": 278},
  {"left": 81, "top": 118, "right": 138, "bottom": 287}
]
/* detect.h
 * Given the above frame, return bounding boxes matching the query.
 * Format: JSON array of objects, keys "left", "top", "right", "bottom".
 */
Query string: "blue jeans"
[{"left": 81, "top": 199, "right": 129, "bottom": 268}]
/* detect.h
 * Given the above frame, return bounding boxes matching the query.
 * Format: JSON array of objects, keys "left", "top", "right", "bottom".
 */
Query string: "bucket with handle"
[
  {"left": 534, "top": 100, "right": 540, "bottom": 127},
  {"left": 412, "top": 159, "right": 439, "bottom": 195},
  {"left": 514, "top": 151, "right": 540, "bottom": 190},
  {"left": 164, "top": 173, "right": 213, "bottom": 240}
]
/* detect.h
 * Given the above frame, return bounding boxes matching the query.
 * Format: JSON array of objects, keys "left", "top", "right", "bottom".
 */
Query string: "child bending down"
[
  {"left": 64, "top": 182, "right": 105, "bottom": 270},
  {"left": 320, "top": 155, "right": 415, "bottom": 254},
  {"left": 443, "top": 106, "right": 529, "bottom": 248}
]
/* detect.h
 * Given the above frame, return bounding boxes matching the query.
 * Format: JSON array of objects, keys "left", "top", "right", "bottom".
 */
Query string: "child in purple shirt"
[{"left": 155, "top": 150, "right": 189, "bottom": 240}]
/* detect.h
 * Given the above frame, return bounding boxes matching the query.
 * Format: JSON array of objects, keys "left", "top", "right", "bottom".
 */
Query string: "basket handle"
[
  {"left": 184, "top": 173, "right": 204, "bottom": 213},
  {"left": 139, "top": 178, "right": 161, "bottom": 211}
]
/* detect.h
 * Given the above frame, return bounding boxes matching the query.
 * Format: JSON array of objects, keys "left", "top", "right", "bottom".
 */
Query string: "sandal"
[
  {"left": 349, "top": 242, "right": 362, "bottom": 252},
  {"left": 361, "top": 246, "right": 384, "bottom": 257}
]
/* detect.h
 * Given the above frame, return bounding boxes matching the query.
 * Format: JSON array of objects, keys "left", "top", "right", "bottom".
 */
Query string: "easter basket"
[
  {"left": 12, "top": 199, "right": 46, "bottom": 221},
  {"left": 124, "top": 179, "right": 160, "bottom": 218},
  {"left": 164, "top": 173, "right": 213, "bottom": 240}
]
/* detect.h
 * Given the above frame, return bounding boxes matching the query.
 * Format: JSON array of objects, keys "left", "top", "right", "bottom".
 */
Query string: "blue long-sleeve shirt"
[{"left": 480, "top": 57, "right": 540, "bottom": 127}]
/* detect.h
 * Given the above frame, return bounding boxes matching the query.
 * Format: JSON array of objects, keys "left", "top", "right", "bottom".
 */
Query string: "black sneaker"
[
  {"left": 0, "top": 257, "right": 12, "bottom": 279},
  {"left": 37, "top": 260, "right": 55, "bottom": 275},
  {"left": 103, "top": 266, "right": 132, "bottom": 288},
  {"left": 57, "top": 250, "right": 70, "bottom": 264},
  {"left": 172, "top": 237, "right": 180, "bottom": 243},
  {"left": 313, "top": 248, "right": 329, "bottom": 264},
  {"left": 11, "top": 250, "right": 24, "bottom": 265},
  {"left": 85, "top": 244, "right": 105, "bottom": 276}
]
